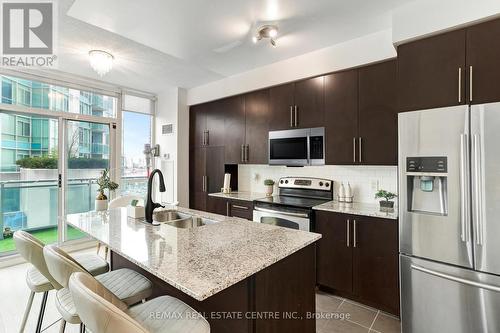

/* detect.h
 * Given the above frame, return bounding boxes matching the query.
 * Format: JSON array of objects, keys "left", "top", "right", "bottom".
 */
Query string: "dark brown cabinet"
[
  {"left": 189, "top": 147, "right": 224, "bottom": 211},
  {"left": 325, "top": 60, "right": 397, "bottom": 166},
  {"left": 316, "top": 211, "right": 353, "bottom": 294},
  {"left": 358, "top": 60, "right": 398, "bottom": 165},
  {"left": 268, "top": 77, "right": 324, "bottom": 130},
  {"left": 315, "top": 210, "right": 399, "bottom": 316},
  {"left": 466, "top": 18, "right": 500, "bottom": 105},
  {"left": 205, "top": 101, "right": 225, "bottom": 147},
  {"left": 206, "top": 196, "right": 253, "bottom": 220},
  {"left": 222, "top": 96, "right": 246, "bottom": 164},
  {"left": 189, "top": 104, "right": 207, "bottom": 148},
  {"left": 324, "top": 69, "right": 358, "bottom": 165},
  {"left": 398, "top": 29, "right": 467, "bottom": 111},
  {"left": 244, "top": 89, "right": 270, "bottom": 164}
]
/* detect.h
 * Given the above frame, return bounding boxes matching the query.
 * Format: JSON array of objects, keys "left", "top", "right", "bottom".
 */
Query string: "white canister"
[{"left": 95, "top": 199, "right": 108, "bottom": 211}]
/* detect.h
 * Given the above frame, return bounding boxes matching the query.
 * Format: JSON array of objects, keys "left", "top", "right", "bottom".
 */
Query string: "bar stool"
[
  {"left": 43, "top": 244, "right": 153, "bottom": 333},
  {"left": 69, "top": 272, "right": 210, "bottom": 333},
  {"left": 13, "top": 230, "right": 109, "bottom": 333}
]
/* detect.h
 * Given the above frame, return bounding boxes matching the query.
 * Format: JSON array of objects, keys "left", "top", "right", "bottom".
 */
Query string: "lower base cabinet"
[
  {"left": 207, "top": 196, "right": 254, "bottom": 220},
  {"left": 315, "top": 210, "right": 399, "bottom": 316}
]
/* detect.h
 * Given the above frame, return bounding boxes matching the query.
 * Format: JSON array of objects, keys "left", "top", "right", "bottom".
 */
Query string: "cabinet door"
[
  {"left": 294, "top": 76, "right": 324, "bottom": 128},
  {"left": 315, "top": 211, "right": 353, "bottom": 293},
  {"left": 398, "top": 29, "right": 466, "bottom": 111},
  {"left": 269, "top": 83, "right": 294, "bottom": 130},
  {"left": 206, "top": 146, "right": 225, "bottom": 194},
  {"left": 467, "top": 18, "right": 500, "bottom": 104},
  {"left": 353, "top": 217, "right": 399, "bottom": 315},
  {"left": 324, "top": 70, "right": 358, "bottom": 165},
  {"left": 229, "top": 200, "right": 253, "bottom": 220},
  {"left": 207, "top": 196, "right": 228, "bottom": 215},
  {"left": 223, "top": 96, "right": 246, "bottom": 164},
  {"left": 245, "top": 89, "right": 270, "bottom": 164},
  {"left": 358, "top": 60, "right": 398, "bottom": 165},
  {"left": 189, "top": 147, "right": 206, "bottom": 211},
  {"left": 206, "top": 100, "right": 225, "bottom": 147},
  {"left": 189, "top": 105, "right": 207, "bottom": 148}
]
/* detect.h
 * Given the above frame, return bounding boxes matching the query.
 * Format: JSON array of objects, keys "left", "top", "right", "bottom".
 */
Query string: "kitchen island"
[{"left": 66, "top": 207, "right": 321, "bottom": 333}]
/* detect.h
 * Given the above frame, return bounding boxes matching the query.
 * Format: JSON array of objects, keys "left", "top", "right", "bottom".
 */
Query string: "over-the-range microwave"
[{"left": 268, "top": 127, "right": 325, "bottom": 166}]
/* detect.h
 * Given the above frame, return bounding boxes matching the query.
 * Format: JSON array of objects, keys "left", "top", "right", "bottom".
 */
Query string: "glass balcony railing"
[{"left": 0, "top": 176, "right": 147, "bottom": 255}]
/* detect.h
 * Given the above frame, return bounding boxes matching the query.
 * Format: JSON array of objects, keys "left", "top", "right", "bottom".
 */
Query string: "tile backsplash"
[{"left": 238, "top": 164, "right": 398, "bottom": 204}]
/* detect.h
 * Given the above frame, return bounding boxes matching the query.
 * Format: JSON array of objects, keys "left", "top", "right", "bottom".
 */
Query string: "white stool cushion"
[
  {"left": 127, "top": 296, "right": 210, "bottom": 333},
  {"left": 96, "top": 268, "right": 153, "bottom": 306},
  {"left": 74, "top": 253, "right": 109, "bottom": 276},
  {"left": 56, "top": 288, "right": 81, "bottom": 324},
  {"left": 26, "top": 265, "right": 53, "bottom": 293}
]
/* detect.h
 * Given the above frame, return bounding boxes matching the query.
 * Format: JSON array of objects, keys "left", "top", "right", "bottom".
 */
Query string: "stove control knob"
[
  {"left": 280, "top": 180, "right": 284, "bottom": 184},
  {"left": 319, "top": 182, "right": 324, "bottom": 187},
  {"left": 285, "top": 180, "right": 289, "bottom": 184},
  {"left": 325, "top": 182, "right": 330, "bottom": 187}
]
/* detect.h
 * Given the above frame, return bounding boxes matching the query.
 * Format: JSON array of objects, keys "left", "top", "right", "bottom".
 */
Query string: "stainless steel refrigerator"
[{"left": 399, "top": 103, "right": 500, "bottom": 333}]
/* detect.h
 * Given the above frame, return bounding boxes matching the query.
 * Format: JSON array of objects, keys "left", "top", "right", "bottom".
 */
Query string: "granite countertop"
[
  {"left": 313, "top": 201, "right": 398, "bottom": 220},
  {"left": 208, "top": 191, "right": 267, "bottom": 202},
  {"left": 66, "top": 207, "right": 320, "bottom": 301}
]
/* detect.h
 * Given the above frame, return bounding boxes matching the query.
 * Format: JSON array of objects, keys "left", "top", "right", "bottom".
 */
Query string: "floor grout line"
[{"left": 368, "top": 310, "right": 380, "bottom": 332}]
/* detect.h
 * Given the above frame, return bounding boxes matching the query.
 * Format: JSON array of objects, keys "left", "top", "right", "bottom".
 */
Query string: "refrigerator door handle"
[
  {"left": 460, "top": 133, "right": 471, "bottom": 243},
  {"left": 472, "top": 134, "right": 484, "bottom": 246},
  {"left": 411, "top": 264, "right": 500, "bottom": 293}
]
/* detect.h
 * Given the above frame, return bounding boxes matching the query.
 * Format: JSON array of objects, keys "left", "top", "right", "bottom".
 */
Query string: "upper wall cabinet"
[
  {"left": 466, "top": 18, "right": 500, "bottom": 105},
  {"left": 269, "top": 77, "right": 324, "bottom": 130},
  {"left": 398, "top": 29, "right": 467, "bottom": 112},
  {"left": 324, "top": 69, "right": 358, "bottom": 165},
  {"left": 221, "top": 96, "right": 245, "bottom": 164},
  {"left": 244, "top": 89, "right": 270, "bottom": 164},
  {"left": 189, "top": 104, "right": 207, "bottom": 148},
  {"left": 358, "top": 60, "right": 398, "bottom": 165}
]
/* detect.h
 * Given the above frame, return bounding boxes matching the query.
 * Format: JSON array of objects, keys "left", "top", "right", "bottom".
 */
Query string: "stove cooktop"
[{"left": 254, "top": 195, "right": 330, "bottom": 209}]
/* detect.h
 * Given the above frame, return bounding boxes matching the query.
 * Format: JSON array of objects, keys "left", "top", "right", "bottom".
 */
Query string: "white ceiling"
[{"left": 53, "top": 0, "right": 413, "bottom": 93}]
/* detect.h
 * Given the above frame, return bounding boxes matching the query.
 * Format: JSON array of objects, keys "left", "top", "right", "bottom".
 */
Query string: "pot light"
[
  {"left": 252, "top": 25, "right": 279, "bottom": 47},
  {"left": 88, "top": 50, "right": 114, "bottom": 77}
]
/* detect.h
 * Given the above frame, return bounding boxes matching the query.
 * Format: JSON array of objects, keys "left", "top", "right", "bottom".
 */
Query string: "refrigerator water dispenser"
[{"left": 406, "top": 157, "right": 448, "bottom": 216}]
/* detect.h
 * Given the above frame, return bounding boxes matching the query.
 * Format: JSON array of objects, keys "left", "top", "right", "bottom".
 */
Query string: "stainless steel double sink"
[{"left": 145, "top": 210, "right": 218, "bottom": 229}]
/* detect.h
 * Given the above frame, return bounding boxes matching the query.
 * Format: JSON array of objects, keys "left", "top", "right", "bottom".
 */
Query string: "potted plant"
[
  {"left": 264, "top": 179, "right": 275, "bottom": 197},
  {"left": 95, "top": 169, "right": 119, "bottom": 211},
  {"left": 375, "top": 189, "right": 397, "bottom": 211}
]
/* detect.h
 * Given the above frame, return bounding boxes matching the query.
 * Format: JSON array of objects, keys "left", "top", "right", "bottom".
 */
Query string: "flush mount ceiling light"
[
  {"left": 88, "top": 50, "right": 114, "bottom": 76},
  {"left": 252, "top": 25, "right": 278, "bottom": 47}
]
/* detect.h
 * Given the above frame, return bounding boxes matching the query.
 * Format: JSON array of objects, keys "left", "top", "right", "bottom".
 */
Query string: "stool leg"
[
  {"left": 79, "top": 323, "right": 85, "bottom": 333},
  {"left": 35, "top": 291, "right": 48, "bottom": 333},
  {"left": 19, "top": 291, "right": 35, "bottom": 333},
  {"left": 59, "top": 320, "right": 66, "bottom": 333},
  {"left": 104, "top": 246, "right": 109, "bottom": 261},
  {"left": 96, "top": 242, "right": 101, "bottom": 255}
]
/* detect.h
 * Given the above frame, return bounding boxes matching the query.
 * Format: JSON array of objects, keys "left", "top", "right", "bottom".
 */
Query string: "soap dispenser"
[
  {"left": 338, "top": 182, "right": 346, "bottom": 202},
  {"left": 345, "top": 182, "right": 353, "bottom": 203}
]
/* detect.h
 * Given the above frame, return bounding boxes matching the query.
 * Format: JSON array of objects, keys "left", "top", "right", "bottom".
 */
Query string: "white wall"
[
  {"left": 238, "top": 165, "right": 397, "bottom": 205},
  {"left": 392, "top": 0, "right": 500, "bottom": 44},
  {"left": 154, "top": 87, "right": 189, "bottom": 206},
  {"left": 187, "top": 29, "right": 396, "bottom": 105}
]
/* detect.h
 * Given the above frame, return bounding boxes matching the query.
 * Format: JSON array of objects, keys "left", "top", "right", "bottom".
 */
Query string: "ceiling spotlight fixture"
[
  {"left": 253, "top": 25, "right": 278, "bottom": 47},
  {"left": 88, "top": 50, "right": 114, "bottom": 77}
]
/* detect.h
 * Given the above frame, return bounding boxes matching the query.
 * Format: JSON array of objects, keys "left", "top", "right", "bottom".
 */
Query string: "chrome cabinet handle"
[
  {"left": 473, "top": 134, "right": 483, "bottom": 245},
  {"left": 241, "top": 145, "right": 245, "bottom": 163},
  {"left": 460, "top": 134, "right": 471, "bottom": 243},
  {"left": 469, "top": 66, "right": 473, "bottom": 102},
  {"left": 411, "top": 264, "right": 500, "bottom": 293},
  {"left": 294, "top": 105, "right": 298, "bottom": 127},
  {"left": 458, "top": 67, "right": 462, "bottom": 103},
  {"left": 206, "top": 130, "right": 209, "bottom": 146},
  {"left": 290, "top": 106, "right": 294, "bottom": 127},
  {"left": 346, "top": 219, "right": 350, "bottom": 247},
  {"left": 232, "top": 204, "right": 249, "bottom": 210},
  {"left": 358, "top": 137, "right": 362, "bottom": 163},
  {"left": 203, "top": 176, "right": 208, "bottom": 193},
  {"left": 201, "top": 176, "right": 205, "bottom": 192},
  {"left": 226, "top": 201, "right": 230, "bottom": 216},
  {"left": 353, "top": 219, "right": 357, "bottom": 247},
  {"left": 353, "top": 137, "right": 356, "bottom": 163},
  {"left": 245, "top": 145, "right": 249, "bottom": 163},
  {"left": 202, "top": 131, "right": 206, "bottom": 146}
]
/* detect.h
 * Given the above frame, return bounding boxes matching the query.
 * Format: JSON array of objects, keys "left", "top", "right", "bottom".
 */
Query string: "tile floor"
[{"left": 0, "top": 251, "right": 401, "bottom": 333}]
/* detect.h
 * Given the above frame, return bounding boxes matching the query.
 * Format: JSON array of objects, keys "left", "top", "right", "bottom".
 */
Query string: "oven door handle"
[{"left": 254, "top": 207, "right": 309, "bottom": 218}]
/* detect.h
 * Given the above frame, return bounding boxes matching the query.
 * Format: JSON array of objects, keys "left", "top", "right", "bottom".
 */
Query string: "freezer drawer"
[{"left": 401, "top": 255, "right": 500, "bottom": 333}]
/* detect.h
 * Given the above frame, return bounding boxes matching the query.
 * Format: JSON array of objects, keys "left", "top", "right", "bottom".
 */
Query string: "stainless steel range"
[{"left": 253, "top": 177, "right": 333, "bottom": 231}]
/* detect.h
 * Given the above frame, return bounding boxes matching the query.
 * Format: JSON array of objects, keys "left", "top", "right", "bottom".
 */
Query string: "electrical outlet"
[{"left": 370, "top": 179, "right": 379, "bottom": 191}]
